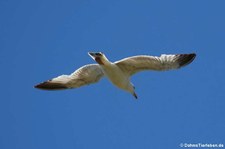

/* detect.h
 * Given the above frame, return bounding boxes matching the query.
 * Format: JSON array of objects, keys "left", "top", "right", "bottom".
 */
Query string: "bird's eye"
[{"left": 96, "top": 53, "right": 102, "bottom": 56}]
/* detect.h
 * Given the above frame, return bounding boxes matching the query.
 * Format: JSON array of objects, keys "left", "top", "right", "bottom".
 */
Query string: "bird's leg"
[{"left": 133, "top": 92, "right": 138, "bottom": 99}]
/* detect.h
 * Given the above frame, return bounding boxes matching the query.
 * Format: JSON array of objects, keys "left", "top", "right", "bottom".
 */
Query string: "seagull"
[{"left": 35, "top": 52, "right": 196, "bottom": 99}]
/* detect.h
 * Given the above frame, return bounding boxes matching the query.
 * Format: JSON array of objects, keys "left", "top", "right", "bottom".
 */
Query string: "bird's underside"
[{"left": 35, "top": 52, "right": 196, "bottom": 98}]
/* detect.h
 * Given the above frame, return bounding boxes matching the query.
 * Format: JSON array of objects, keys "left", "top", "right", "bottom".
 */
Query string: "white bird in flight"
[{"left": 35, "top": 52, "right": 196, "bottom": 99}]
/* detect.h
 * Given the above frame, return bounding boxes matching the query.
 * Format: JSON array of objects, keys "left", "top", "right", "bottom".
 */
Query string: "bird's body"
[
  {"left": 35, "top": 52, "right": 196, "bottom": 99},
  {"left": 102, "top": 63, "right": 130, "bottom": 89}
]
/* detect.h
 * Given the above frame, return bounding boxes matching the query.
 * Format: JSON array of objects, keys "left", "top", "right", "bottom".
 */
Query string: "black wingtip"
[
  {"left": 34, "top": 81, "right": 68, "bottom": 90},
  {"left": 177, "top": 53, "right": 196, "bottom": 67}
]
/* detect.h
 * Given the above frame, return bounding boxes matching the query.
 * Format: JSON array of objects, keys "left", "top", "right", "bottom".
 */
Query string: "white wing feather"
[
  {"left": 115, "top": 53, "right": 196, "bottom": 76},
  {"left": 35, "top": 64, "right": 104, "bottom": 90}
]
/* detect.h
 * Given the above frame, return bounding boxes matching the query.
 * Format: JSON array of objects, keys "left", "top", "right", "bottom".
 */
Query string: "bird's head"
[{"left": 88, "top": 52, "right": 109, "bottom": 65}]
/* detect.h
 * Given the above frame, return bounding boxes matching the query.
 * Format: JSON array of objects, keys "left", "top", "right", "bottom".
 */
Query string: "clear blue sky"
[{"left": 1, "top": 0, "right": 225, "bottom": 149}]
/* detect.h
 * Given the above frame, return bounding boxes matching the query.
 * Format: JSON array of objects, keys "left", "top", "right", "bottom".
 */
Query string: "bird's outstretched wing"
[
  {"left": 35, "top": 64, "right": 104, "bottom": 90},
  {"left": 115, "top": 53, "right": 196, "bottom": 76}
]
